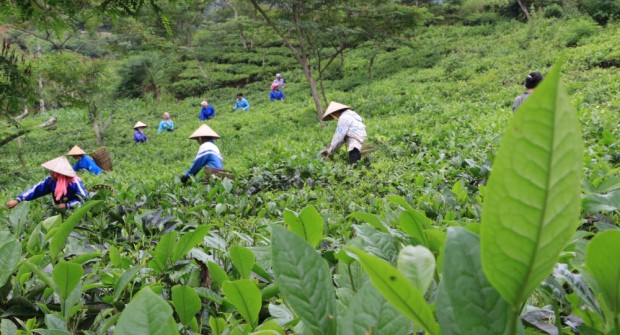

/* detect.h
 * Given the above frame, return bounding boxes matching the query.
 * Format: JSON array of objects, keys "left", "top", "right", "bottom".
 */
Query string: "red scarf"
[{"left": 54, "top": 175, "right": 80, "bottom": 201}]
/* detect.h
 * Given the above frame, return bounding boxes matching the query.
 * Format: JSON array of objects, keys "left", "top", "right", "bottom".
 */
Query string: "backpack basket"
[
  {"left": 203, "top": 166, "right": 235, "bottom": 183},
  {"left": 90, "top": 147, "right": 113, "bottom": 171}
]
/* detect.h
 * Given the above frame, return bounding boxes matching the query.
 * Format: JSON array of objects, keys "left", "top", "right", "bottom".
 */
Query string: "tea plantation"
[{"left": 1, "top": 15, "right": 620, "bottom": 335}]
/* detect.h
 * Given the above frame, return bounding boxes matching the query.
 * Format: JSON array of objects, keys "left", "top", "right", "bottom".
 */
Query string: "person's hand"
[
  {"left": 6, "top": 199, "right": 19, "bottom": 209},
  {"left": 181, "top": 175, "right": 189, "bottom": 185},
  {"left": 57, "top": 203, "right": 67, "bottom": 209}
]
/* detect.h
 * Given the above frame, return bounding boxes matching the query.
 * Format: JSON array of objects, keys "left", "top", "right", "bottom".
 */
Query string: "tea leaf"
[
  {"left": 49, "top": 200, "right": 102, "bottom": 261},
  {"left": 0, "top": 240, "right": 21, "bottom": 287},
  {"left": 230, "top": 245, "right": 255, "bottom": 279},
  {"left": 52, "top": 261, "right": 83, "bottom": 301},
  {"left": 481, "top": 63, "right": 583, "bottom": 308},
  {"left": 113, "top": 266, "right": 141, "bottom": 301},
  {"left": 148, "top": 231, "right": 177, "bottom": 273},
  {"left": 115, "top": 287, "right": 178, "bottom": 335},
  {"left": 397, "top": 245, "right": 435, "bottom": 293},
  {"left": 271, "top": 225, "right": 336, "bottom": 335},
  {"left": 222, "top": 279, "right": 262, "bottom": 327},
  {"left": 283, "top": 206, "right": 323, "bottom": 249},
  {"left": 171, "top": 225, "right": 209, "bottom": 263},
  {"left": 586, "top": 230, "right": 620, "bottom": 326},
  {"left": 172, "top": 284, "right": 201, "bottom": 327}
]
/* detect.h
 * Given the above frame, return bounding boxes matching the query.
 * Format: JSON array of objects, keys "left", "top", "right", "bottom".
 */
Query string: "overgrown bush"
[
  {"left": 562, "top": 18, "right": 600, "bottom": 46},
  {"left": 580, "top": 0, "right": 620, "bottom": 25},
  {"left": 544, "top": 4, "right": 564, "bottom": 18}
]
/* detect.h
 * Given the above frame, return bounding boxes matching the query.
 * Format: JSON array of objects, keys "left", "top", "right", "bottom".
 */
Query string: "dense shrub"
[
  {"left": 580, "top": 0, "right": 620, "bottom": 25},
  {"left": 562, "top": 18, "right": 600, "bottom": 46},
  {"left": 543, "top": 4, "right": 564, "bottom": 18}
]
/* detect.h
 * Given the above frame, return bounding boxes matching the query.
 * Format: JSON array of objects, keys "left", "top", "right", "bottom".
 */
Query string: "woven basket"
[
  {"left": 203, "top": 166, "right": 235, "bottom": 183},
  {"left": 90, "top": 147, "right": 113, "bottom": 171}
]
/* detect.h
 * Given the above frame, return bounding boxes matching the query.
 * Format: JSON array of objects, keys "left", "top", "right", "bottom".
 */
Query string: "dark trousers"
[{"left": 349, "top": 148, "right": 361, "bottom": 164}]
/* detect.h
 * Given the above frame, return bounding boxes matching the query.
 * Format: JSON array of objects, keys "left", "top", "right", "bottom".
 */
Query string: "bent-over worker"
[
  {"left": 67, "top": 145, "right": 103, "bottom": 175},
  {"left": 181, "top": 124, "right": 224, "bottom": 184},
  {"left": 320, "top": 101, "right": 367, "bottom": 164}
]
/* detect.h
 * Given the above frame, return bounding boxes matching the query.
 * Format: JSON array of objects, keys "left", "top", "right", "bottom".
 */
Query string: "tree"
[{"left": 248, "top": 0, "right": 429, "bottom": 119}]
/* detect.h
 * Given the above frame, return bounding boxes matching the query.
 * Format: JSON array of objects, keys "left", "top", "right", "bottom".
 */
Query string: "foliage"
[{"left": 580, "top": 0, "right": 620, "bottom": 25}]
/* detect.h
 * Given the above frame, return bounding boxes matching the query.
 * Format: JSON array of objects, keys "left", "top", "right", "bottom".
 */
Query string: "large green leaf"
[
  {"left": 230, "top": 245, "right": 255, "bottom": 279},
  {"left": 171, "top": 284, "right": 201, "bottom": 327},
  {"left": 480, "top": 63, "right": 583, "bottom": 308},
  {"left": 171, "top": 225, "right": 209, "bottom": 263},
  {"left": 113, "top": 266, "right": 141, "bottom": 301},
  {"left": 114, "top": 287, "right": 179, "bottom": 335},
  {"left": 222, "top": 279, "right": 262, "bottom": 327},
  {"left": 397, "top": 245, "right": 435, "bottom": 293},
  {"left": 52, "top": 261, "right": 83, "bottom": 301},
  {"left": 586, "top": 230, "right": 620, "bottom": 330},
  {"left": 207, "top": 261, "right": 228, "bottom": 288},
  {"left": 348, "top": 248, "right": 440, "bottom": 335},
  {"left": 283, "top": 206, "right": 323, "bottom": 248},
  {"left": 271, "top": 225, "right": 336, "bottom": 335},
  {"left": 436, "top": 228, "right": 511, "bottom": 335},
  {"left": 342, "top": 281, "right": 410, "bottom": 335},
  {"left": 0, "top": 240, "right": 22, "bottom": 287},
  {"left": 148, "top": 231, "right": 177, "bottom": 273},
  {"left": 49, "top": 200, "right": 101, "bottom": 261},
  {"left": 1, "top": 319, "right": 17, "bottom": 335}
]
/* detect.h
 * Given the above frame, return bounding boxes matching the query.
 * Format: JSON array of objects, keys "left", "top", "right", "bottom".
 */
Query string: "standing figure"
[
  {"left": 181, "top": 124, "right": 224, "bottom": 184},
  {"left": 200, "top": 100, "right": 215, "bottom": 120},
  {"left": 5, "top": 156, "right": 89, "bottom": 209},
  {"left": 158, "top": 112, "right": 175, "bottom": 133},
  {"left": 67, "top": 145, "right": 103, "bottom": 175},
  {"left": 273, "top": 73, "right": 285, "bottom": 89},
  {"left": 133, "top": 121, "right": 148, "bottom": 143},
  {"left": 512, "top": 72, "right": 543, "bottom": 112},
  {"left": 233, "top": 93, "right": 250, "bottom": 112},
  {"left": 270, "top": 83, "right": 285, "bottom": 102},
  {"left": 319, "top": 101, "right": 367, "bottom": 164}
]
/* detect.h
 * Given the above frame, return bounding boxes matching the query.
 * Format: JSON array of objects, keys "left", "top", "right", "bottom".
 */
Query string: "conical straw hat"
[
  {"left": 67, "top": 145, "right": 86, "bottom": 156},
  {"left": 41, "top": 156, "right": 77, "bottom": 177},
  {"left": 133, "top": 121, "right": 147, "bottom": 129},
  {"left": 321, "top": 101, "right": 351, "bottom": 121},
  {"left": 189, "top": 124, "right": 220, "bottom": 139}
]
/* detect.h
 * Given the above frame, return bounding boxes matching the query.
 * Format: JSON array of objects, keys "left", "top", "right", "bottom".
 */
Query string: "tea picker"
[
  {"left": 181, "top": 124, "right": 224, "bottom": 185},
  {"left": 5, "top": 156, "right": 89, "bottom": 210},
  {"left": 319, "top": 101, "right": 367, "bottom": 164},
  {"left": 133, "top": 121, "right": 148, "bottom": 143},
  {"left": 67, "top": 145, "right": 103, "bottom": 175}
]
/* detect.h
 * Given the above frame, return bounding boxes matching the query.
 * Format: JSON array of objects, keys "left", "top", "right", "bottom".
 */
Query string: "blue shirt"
[
  {"left": 234, "top": 98, "right": 250, "bottom": 111},
  {"left": 73, "top": 156, "right": 103, "bottom": 175},
  {"left": 134, "top": 130, "right": 148, "bottom": 143},
  {"left": 270, "top": 90, "right": 285, "bottom": 101},
  {"left": 185, "top": 141, "right": 224, "bottom": 177},
  {"left": 16, "top": 176, "right": 89, "bottom": 208},
  {"left": 200, "top": 106, "right": 215, "bottom": 120},
  {"left": 158, "top": 120, "right": 174, "bottom": 133}
]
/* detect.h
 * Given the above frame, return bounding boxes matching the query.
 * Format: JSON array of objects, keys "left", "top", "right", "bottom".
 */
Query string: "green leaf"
[
  {"left": 113, "top": 266, "right": 141, "bottom": 301},
  {"left": 171, "top": 285, "right": 202, "bottom": 327},
  {"left": 222, "top": 279, "right": 262, "bottom": 327},
  {"left": 586, "top": 230, "right": 620, "bottom": 328},
  {"left": 148, "top": 231, "right": 177, "bottom": 273},
  {"left": 207, "top": 261, "right": 228, "bottom": 288},
  {"left": 583, "top": 190, "right": 620, "bottom": 212},
  {"left": 109, "top": 245, "right": 122, "bottom": 268},
  {"left": 49, "top": 201, "right": 101, "bottom": 261},
  {"left": 1, "top": 319, "right": 17, "bottom": 335},
  {"left": 52, "top": 261, "right": 83, "bottom": 301},
  {"left": 0, "top": 240, "right": 21, "bottom": 287},
  {"left": 33, "top": 330, "right": 73, "bottom": 335},
  {"left": 348, "top": 247, "right": 440, "bottom": 335},
  {"left": 115, "top": 287, "right": 179, "bottom": 335},
  {"left": 283, "top": 206, "right": 323, "bottom": 248},
  {"left": 342, "top": 281, "right": 410, "bottom": 335},
  {"left": 209, "top": 316, "right": 226, "bottom": 335},
  {"left": 271, "top": 225, "right": 336, "bottom": 335},
  {"left": 230, "top": 245, "right": 255, "bottom": 279},
  {"left": 23, "top": 261, "right": 55, "bottom": 289},
  {"left": 436, "top": 228, "right": 511, "bottom": 335},
  {"left": 397, "top": 245, "right": 435, "bottom": 293},
  {"left": 481, "top": 62, "right": 583, "bottom": 308},
  {"left": 171, "top": 225, "right": 209, "bottom": 263},
  {"left": 348, "top": 212, "right": 387, "bottom": 232}
]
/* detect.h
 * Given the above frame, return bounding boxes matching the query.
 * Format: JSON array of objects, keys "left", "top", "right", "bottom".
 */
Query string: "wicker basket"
[
  {"left": 90, "top": 147, "right": 113, "bottom": 171},
  {"left": 203, "top": 166, "right": 235, "bottom": 183}
]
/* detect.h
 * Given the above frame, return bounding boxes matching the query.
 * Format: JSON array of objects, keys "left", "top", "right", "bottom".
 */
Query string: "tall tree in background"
[{"left": 248, "top": 0, "right": 429, "bottom": 119}]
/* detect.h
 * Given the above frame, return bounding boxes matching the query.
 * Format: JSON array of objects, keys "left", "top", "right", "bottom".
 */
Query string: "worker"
[
  {"left": 319, "top": 101, "right": 367, "bottom": 164},
  {"left": 67, "top": 145, "right": 103, "bottom": 175},
  {"left": 181, "top": 124, "right": 223, "bottom": 184}
]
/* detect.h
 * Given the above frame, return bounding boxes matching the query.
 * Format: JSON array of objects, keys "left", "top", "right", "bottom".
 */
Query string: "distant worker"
[
  {"left": 273, "top": 73, "right": 285, "bottom": 89},
  {"left": 512, "top": 72, "right": 543, "bottom": 113},
  {"left": 200, "top": 100, "right": 215, "bottom": 120},
  {"left": 5, "top": 156, "right": 89, "bottom": 209},
  {"left": 319, "top": 101, "right": 367, "bottom": 164},
  {"left": 181, "top": 124, "right": 224, "bottom": 184},
  {"left": 133, "top": 121, "right": 148, "bottom": 143},
  {"left": 158, "top": 112, "right": 174, "bottom": 133},
  {"left": 233, "top": 93, "right": 250, "bottom": 112},
  {"left": 270, "top": 83, "right": 285, "bottom": 102},
  {"left": 67, "top": 145, "right": 103, "bottom": 175}
]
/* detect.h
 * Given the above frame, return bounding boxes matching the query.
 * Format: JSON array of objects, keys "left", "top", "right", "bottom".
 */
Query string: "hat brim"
[{"left": 321, "top": 102, "right": 351, "bottom": 121}]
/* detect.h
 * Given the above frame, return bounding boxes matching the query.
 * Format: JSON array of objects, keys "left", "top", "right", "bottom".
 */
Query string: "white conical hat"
[
  {"left": 67, "top": 145, "right": 86, "bottom": 156},
  {"left": 189, "top": 124, "right": 220, "bottom": 139},
  {"left": 41, "top": 156, "right": 77, "bottom": 177},
  {"left": 321, "top": 101, "right": 351, "bottom": 121},
  {"left": 133, "top": 121, "right": 147, "bottom": 129}
]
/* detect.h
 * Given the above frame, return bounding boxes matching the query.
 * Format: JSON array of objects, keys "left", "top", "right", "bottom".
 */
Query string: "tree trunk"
[
  {"left": 0, "top": 117, "right": 57, "bottom": 147},
  {"left": 516, "top": 0, "right": 531, "bottom": 20},
  {"left": 300, "top": 57, "right": 323, "bottom": 119},
  {"left": 367, "top": 47, "right": 380, "bottom": 79}
]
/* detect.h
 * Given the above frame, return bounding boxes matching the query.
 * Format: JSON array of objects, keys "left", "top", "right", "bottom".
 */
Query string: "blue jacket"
[
  {"left": 73, "top": 156, "right": 103, "bottom": 175},
  {"left": 270, "top": 90, "right": 285, "bottom": 101},
  {"left": 185, "top": 141, "right": 223, "bottom": 177},
  {"left": 234, "top": 98, "right": 250, "bottom": 111},
  {"left": 158, "top": 120, "right": 174, "bottom": 133},
  {"left": 200, "top": 106, "right": 215, "bottom": 120},
  {"left": 16, "top": 176, "right": 89, "bottom": 208},
  {"left": 134, "top": 130, "right": 148, "bottom": 143}
]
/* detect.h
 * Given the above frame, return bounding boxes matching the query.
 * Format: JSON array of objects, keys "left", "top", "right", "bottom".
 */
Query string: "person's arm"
[
  {"left": 169, "top": 121, "right": 174, "bottom": 131},
  {"left": 244, "top": 99, "right": 250, "bottom": 111},
  {"left": 66, "top": 180, "right": 89, "bottom": 208},
  {"left": 328, "top": 118, "right": 351, "bottom": 154},
  {"left": 270, "top": 91, "right": 276, "bottom": 101},
  {"left": 158, "top": 121, "right": 164, "bottom": 134},
  {"left": 199, "top": 108, "right": 206, "bottom": 120},
  {"left": 16, "top": 178, "right": 53, "bottom": 202},
  {"left": 73, "top": 160, "right": 83, "bottom": 172}
]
